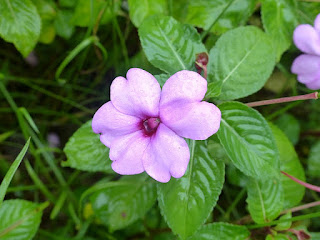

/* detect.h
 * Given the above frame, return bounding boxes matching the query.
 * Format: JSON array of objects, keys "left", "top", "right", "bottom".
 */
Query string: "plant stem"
[
  {"left": 281, "top": 201, "right": 320, "bottom": 214},
  {"left": 246, "top": 92, "right": 318, "bottom": 107},
  {"left": 247, "top": 211, "right": 320, "bottom": 229},
  {"left": 281, "top": 171, "right": 320, "bottom": 192}
]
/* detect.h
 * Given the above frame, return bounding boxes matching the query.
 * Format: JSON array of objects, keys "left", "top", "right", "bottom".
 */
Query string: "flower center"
[{"left": 142, "top": 117, "right": 160, "bottom": 136}]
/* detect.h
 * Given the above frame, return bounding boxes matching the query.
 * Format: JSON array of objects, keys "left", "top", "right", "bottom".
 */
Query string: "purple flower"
[
  {"left": 291, "top": 14, "right": 320, "bottom": 90},
  {"left": 92, "top": 68, "right": 221, "bottom": 183}
]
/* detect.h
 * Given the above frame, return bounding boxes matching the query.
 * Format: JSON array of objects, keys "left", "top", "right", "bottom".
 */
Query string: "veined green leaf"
[
  {"left": 246, "top": 177, "right": 283, "bottom": 224},
  {"left": 0, "top": 0, "right": 41, "bottom": 57},
  {"left": 63, "top": 120, "right": 112, "bottom": 172},
  {"left": 308, "top": 140, "right": 320, "bottom": 178},
  {"left": 261, "top": 0, "right": 298, "bottom": 61},
  {"left": 139, "top": 15, "right": 206, "bottom": 74},
  {"left": 207, "top": 26, "right": 275, "bottom": 100},
  {"left": 188, "top": 222, "right": 250, "bottom": 240},
  {"left": 217, "top": 102, "right": 280, "bottom": 180},
  {"left": 0, "top": 200, "right": 47, "bottom": 240},
  {"left": 158, "top": 140, "right": 225, "bottom": 239},
  {"left": 128, "top": 0, "right": 168, "bottom": 27},
  {"left": 90, "top": 174, "right": 157, "bottom": 231}
]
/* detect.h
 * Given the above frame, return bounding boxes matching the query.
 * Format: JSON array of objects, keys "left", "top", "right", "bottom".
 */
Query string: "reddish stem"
[
  {"left": 281, "top": 171, "right": 320, "bottom": 192},
  {"left": 246, "top": 92, "right": 318, "bottom": 107},
  {"left": 282, "top": 201, "right": 320, "bottom": 214}
]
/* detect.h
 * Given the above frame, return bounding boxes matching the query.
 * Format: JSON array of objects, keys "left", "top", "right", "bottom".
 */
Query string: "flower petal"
[
  {"left": 306, "top": 79, "right": 320, "bottom": 90},
  {"left": 142, "top": 124, "right": 190, "bottom": 183},
  {"left": 314, "top": 14, "right": 320, "bottom": 32},
  {"left": 291, "top": 54, "right": 320, "bottom": 84},
  {"left": 111, "top": 68, "right": 161, "bottom": 118},
  {"left": 92, "top": 102, "right": 141, "bottom": 147},
  {"left": 160, "top": 101, "right": 221, "bottom": 140},
  {"left": 293, "top": 24, "right": 320, "bottom": 55},
  {"left": 160, "top": 70, "right": 207, "bottom": 107},
  {"left": 110, "top": 130, "right": 149, "bottom": 175}
]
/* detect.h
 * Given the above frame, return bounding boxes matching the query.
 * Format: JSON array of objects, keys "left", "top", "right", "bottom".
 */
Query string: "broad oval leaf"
[
  {"left": 269, "top": 123, "right": 305, "bottom": 208},
  {"left": 207, "top": 26, "right": 275, "bottom": 100},
  {"left": 308, "top": 140, "right": 320, "bottom": 178},
  {"left": 246, "top": 177, "right": 283, "bottom": 224},
  {"left": 138, "top": 15, "right": 206, "bottom": 74},
  {"left": 261, "top": 0, "right": 298, "bottom": 61},
  {"left": 217, "top": 102, "right": 280, "bottom": 180},
  {"left": 188, "top": 222, "right": 250, "bottom": 240},
  {"left": 0, "top": 0, "right": 41, "bottom": 57},
  {"left": 63, "top": 120, "right": 112, "bottom": 172},
  {"left": 90, "top": 174, "right": 157, "bottom": 231},
  {"left": 158, "top": 140, "right": 225, "bottom": 240},
  {"left": 0, "top": 200, "right": 44, "bottom": 240},
  {"left": 128, "top": 0, "right": 168, "bottom": 27},
  {"left": 186, "top": 0, "right": 257, "bottom": 34}
]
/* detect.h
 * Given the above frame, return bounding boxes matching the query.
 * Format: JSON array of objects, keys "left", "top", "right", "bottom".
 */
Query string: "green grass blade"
[{"left": 0, "top": 138, "right": 31, "bottom": 206}]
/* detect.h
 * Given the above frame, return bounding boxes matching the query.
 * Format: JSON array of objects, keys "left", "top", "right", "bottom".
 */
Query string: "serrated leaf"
[
  {"left": 0, "top": 0, "right": 41, "bottom": 57},
  {"left": 269, "top": 123, "right": 305, "bottom": 208},
  {"left": 128, "top": 0, "right": 167, "bottom": 27},
  {"left": 63, "top": 120, "right": 112, "bottom": 172},
  {"left": 247, "top": 177, "right": 283, "bottom": 224},
  {"left": 207, "top": 26, "right": 275, "bottom": 100},
  {"left": 90, "top": 174, "right": 157, "bottom": 231},
  {"left": 308, "top": 141, "right": 320, "bottom": 178},
  {"left": 261, "top": 0, "right": 298, "bottom": 61},
  {"left": 158, "top": 140, "right": 225, "bottom": 239},
  {"left": 0, "top": 200, "right": 44, "bottom": 240},
  {"left": 275, "top": 113, "right": 300, "bottom": 145},
  {"left": 217, "top": 102, "right": 280, "bottom": 180},
  {"left": 188, "top": 222, "right": 250, "bottom": 240},
  {"left": 139, "top": 15, "right": 206, "bottom": 74},
  {"left": 186, "top": 0, "right": 257, "bottom": 34}
]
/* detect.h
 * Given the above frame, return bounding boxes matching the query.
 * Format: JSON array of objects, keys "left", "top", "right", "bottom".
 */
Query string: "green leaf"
[
  {"left": 72, "top": 0, "right": 121, "bottom": 27},
  {"left": 207, "top": 26, "right": 275, "bottom": 100},
  {"left": 154, "top": 73, "right": 171, "bottom": 88},
  {"left": 186, "top": 0, "right": 257, "bottom": 34},
  {"left": 246, "top": 177, "right": 283, "bottom": 224},
  {"left": 63, "top": 120, "right": 112, "bottom": 172},
  {"left": 139, "top": 15, "right": 206, "bottom": 74},
  {"left": 261, "top": 0, "right": 298, "bottom": 61},
  {"left": 59, "top": 0, "right": 77, "bottom": 8},
  {"left": 0, "top": 200, "right": 46, "bottom": 240},
  {"left": 188, "top": 222, "right": 250, "bottom": 240},
  {"left": 297, "top": 1, "right": 320, "bottom": 24},
  {"left": 158, "top": 140, "right": 225, "bottom": 239},
  {"left": 90, "top": 174, "right": 157, "bottom": 231},
  {"left": 0, "top": 138, "right": 30, "bottom": 205},
  {"left": 308, "top": 140, "right": 320, "bottom": 178},
  {"left": 38, "top": 21, "right": 56, "bottom": 44},
  {"left": 275, "top": 113, "right": 300, "bottom": 145},
  {"left": 269, "top": 123, "right": 305, "bottom": 209},
  {"left": 128, "top": 0, "right": 168, "bottom": 27},
  {"left": 54, "top": 9, "right": 75, "bottom": 39},
  {"left": 0, "top": 0, "right": 41, "bottom": 57},
  {"left": 274, "top": 212, "right": 292, "bottom": 231},
  {"left": 217, "top": 102, "right": 280, "bottom": 180}
]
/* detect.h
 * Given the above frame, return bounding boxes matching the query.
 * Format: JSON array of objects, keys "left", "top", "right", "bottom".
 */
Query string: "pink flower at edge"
[
  {"left": 291, "top": 14, "right": 320, "bottom": 90},
  {"left": 92, "top": 68, "right": 221, "bottom": 183}
]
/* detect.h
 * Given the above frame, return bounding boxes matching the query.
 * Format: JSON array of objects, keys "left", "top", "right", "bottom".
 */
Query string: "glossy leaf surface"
[
  {"left": 0, "top": 0, "right": 41, "bottom": 57},
  {"left": 139, "top": 15, "right": 206, "bottom": 74},
  {"left": 90, "top": 174, "right": 157, "bottom": 231},
  {"left": 207, "top": 26, "right": 275, "bottom": 100},
  {"left": 63, "top": 120, "right": 112, "bottom": 172},
  {"left": 158, "top": 140, "right": 225, "bottom": 239},
  {"left": 217, "top": 102, "right": 280, "bottom": 180}
]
